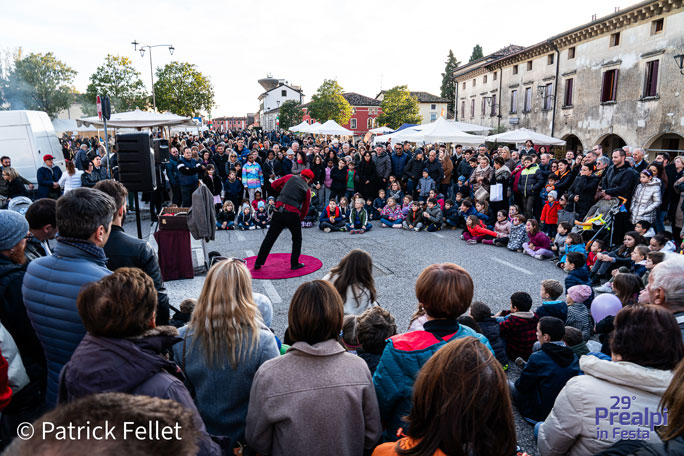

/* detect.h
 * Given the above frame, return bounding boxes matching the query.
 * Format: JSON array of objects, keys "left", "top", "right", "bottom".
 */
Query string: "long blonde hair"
[{"left": 190, "top": 259, "right": 262, "bottom": 369}]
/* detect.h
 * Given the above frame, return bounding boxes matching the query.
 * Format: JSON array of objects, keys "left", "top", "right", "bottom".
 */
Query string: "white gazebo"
[
  {"left": 76, "top": 109, "right": 192, "bottom": 129},
  {"left": 310, "top": 119, "right": 354, "bottom": 136},
  {"left": 289, "top": 121, "right": 310, "bottom": 133},
  {"left": 485, "top": 128, "right": 566, "bottom": 145},
  {"left": 373, "top": 117, "right": 485, "bottom": 145},
  {"left": 368, "top": 126, "right": 394, "bottom": 134}
]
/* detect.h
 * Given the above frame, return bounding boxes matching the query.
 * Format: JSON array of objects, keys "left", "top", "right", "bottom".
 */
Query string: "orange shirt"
[{"left": 372, "top": 437, "right": 447, "bottom": 456}]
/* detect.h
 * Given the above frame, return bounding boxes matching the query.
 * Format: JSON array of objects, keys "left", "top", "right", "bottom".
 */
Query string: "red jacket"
[
  {"left": 0, "top": 350, "right": 11, "bottom": 411},
  {"left": 541, "top": 201, "right": 560, "bottom": 225},
  {"left": 466, "top": 220, "right": 497, "bottom": 238}
]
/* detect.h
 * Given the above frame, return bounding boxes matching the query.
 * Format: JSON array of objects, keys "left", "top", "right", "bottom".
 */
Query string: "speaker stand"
[{"left": 134, "top": 192, "right": 143, "bottom": 239}]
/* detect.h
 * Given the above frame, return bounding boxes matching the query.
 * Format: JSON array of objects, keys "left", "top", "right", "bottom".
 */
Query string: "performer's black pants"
[{"left": 255, "top": 210, "right": 302, "bottom": 267}]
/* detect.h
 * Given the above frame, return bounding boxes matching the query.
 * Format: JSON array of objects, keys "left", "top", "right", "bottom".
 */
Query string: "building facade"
[
  {"left": 301, "top": 92, "right": 383, "bottom": 136},
  {"left": 454, "top": 0, "right": 684, "bottom": 158},
  {"left": 212, "top": 116, "right": 247, "bottom": 131},
  {"left": 256, "top": 76, "right": 304, "bottom": 131},
  {"left": 375, "top": 91, "right": 450, "bottom": 124}
]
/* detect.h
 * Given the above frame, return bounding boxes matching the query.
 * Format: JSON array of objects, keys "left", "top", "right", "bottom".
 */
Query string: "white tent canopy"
[
  {"left": 76, "top": 109, "right": 192, "bottom": 129},
  {"left": 310, "top": 119, "right": 353, "bottom": 136},
  {"left": 289, "top": 121, "right": 310, "bottom": 132},
  {"left": 373, "top": 117, "right": 485, "bottom": 145},
  {"left": 299, "top": 122, "right": 321, "bottom": 133},
  {"left": 369, "top": 126, "right": 394, "bottom": 134},
  {"left": 485, "top": 128, "right": 566, "bottom": 146},
  {"left": 448, "top": 120, "right": 493, "bottom": 133},
  {"left": 52, "top": 119, "right": 97, "bottom": 133}
]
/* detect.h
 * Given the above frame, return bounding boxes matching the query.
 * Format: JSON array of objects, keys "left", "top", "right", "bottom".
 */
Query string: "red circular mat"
[{"left": 244, "top": 254, "right": 323, "bottom": 280}]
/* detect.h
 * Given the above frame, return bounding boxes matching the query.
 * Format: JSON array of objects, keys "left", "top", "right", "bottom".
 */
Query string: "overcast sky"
[{"left": 1, "top": 0, "right": 638, "bottom": 116}]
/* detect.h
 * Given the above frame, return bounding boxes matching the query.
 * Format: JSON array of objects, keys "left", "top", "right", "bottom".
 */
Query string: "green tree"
[
  {"left": 440, "top": 49, "right": 461, "bottom": 117},
  {"left": 154, "top": 61, "right": 215, "bottom": 116},
  {"left": 83, "top": 54, "right": 148, "bottom": 116},
  {"left": 279, "top": 99, "right": 303, "bottom": 130},
  {"left": 4, "top": 52, "right": 76, "bottom": 118},
  {"left": 307, "top": 79, "right": 352, "bottom": 125},
  {"left": 377, "top": 85, "right": 422, "bottom": 130},
  {"left": 469, "top": 44, "right": 484, "bottom": 62}
]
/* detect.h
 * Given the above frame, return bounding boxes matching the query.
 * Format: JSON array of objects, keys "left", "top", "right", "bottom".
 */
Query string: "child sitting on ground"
[
  {"left": 474, "top": 200, "right": 490, "bottom": 224},
  {"left": 634, "top": 220, "right": 656, "bottom": 242},
  {"left": 251, "top": 190, "right": 265, "bottom": 212},
  {"left": 255, "top": 201, "right": 269, "bottom": 229},
  {"left": 484, "top": 210, "right": 511, "bottom": 246},
  {"left": 403, "top": 200, "right": 424, "bottom": 231},
  {"left": 443, "top": 199, "right": 459, "bottom": 229},
  {"left": 470, "top": 301, "right": 508, "bottom": 368},
  {"left": 216, "top": 200, "right": 236, "bottom": 230},
  {"left": 356, "top": 306, "right": 397, "bottom": 375},
  {"left": 551, "top": 221, "right": 572, "bottom": 259},
  {"left": 372, "top": 189, "right": 386, "bottom": 220},
  {"left": 338, "top": 196, "right": 350, "bottom": 220},
  {"left": 452, "top": 192, "right": 465, "bottom": 208},
  {"left": 511, "top": 316, "right": 580, "bottom": 422},
  {"left": 428, "top": 189, "right": 445, "bottom": 211},
  {"left": 400, "top": 195, "right": 413, "bottom": 217},
  {"left": 463, "top": 215, "right": 497, "bottom": 244},
  {"left": 496, "top": 291, "right": 539, "bottom": 361},
  {"left": 558, "top": 232, "right": 586, "bottom": 268},
  {"left": 563, "top": 326, "right": 589, "bottom": 358},
  {"left": 630, "top": 245, "right": 649, "bottom": 277},
  {"left": 339, "top": 315, "right": 359, "bottom": 354},
  {"left": 423, "top": 198, "right": 444, "bottom": 232},
  {"left": 563, "top": 252, "right": 591, "bottom": 293},
  {"left": 453, "top": 176, "right": 470, "bottom": 199},
  {"left": 457, "top": 199, "right": 477, "bottom": 229},
  {"left": 507, "top": 214, "right": 528, "bottom": 252},
  {"left": 523, "top": 219, "right": 554, "bottom": 260},
  {"left": 417, "top": 169, "right": 435, "bottom": 202},
  {"left": 379, "top": 197, "right": 404, "bottom": 228},
  {"left": 508, "top": 204, "right": 520, "bottom": 223},
  {"left": 642, "top": 250, "right": 665, "bottom": 287},
  {"left": 319, "top": 199, "right": 346, "bottom": 232},
  {"left": 565, "top": 285, "right": 592, "bottom": 341},
  {"left": 586, "top": 238, "right": 606, "bottom": 270},
  {"left": 237, "top": 204, "right": 256, "bottom": 230},
  {"left": 346, "top": 197, "right": 372, "bottom": 234},
  {"left": 387, "top": 181, "right": 404, "bottom": 204},
  {"left": 266, "top": 196, "right": 276, "bottom": 219},
  {"left": 535, "top": 279, "right": 567, "bottom": 321}
]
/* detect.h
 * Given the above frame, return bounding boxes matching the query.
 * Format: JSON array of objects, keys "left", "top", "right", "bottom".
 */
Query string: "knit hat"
[
  {"left": 258, "top": 201, "right": 265, "bottom": 209},
  {"left": 458, "top": 176, "right": 466, "bottom": 182},
  {"left": 548, "top": 190, "right": 558, "bottom": 199},
  {"left": 568, "top": 285, "right": 592, "bottom": 304},
  {"left": 0, "top": 210, "right": 29, "bottom": 250},
  {"left": 267, "top": 196, "right": 275, "bottom": 202}
]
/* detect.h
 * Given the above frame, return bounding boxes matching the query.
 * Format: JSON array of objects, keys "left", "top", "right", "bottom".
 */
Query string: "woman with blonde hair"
[{"left": 172, "top": 258, "right": 278, "bottom": 445}]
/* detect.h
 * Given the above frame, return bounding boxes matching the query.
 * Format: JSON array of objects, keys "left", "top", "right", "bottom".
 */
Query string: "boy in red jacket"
[{"left": 540, "top": 190, "right": 560, "bottom": 238}]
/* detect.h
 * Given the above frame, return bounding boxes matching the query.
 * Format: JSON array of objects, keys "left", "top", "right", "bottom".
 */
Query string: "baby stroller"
[{"left": 571, "top": 197, "right": 625, "bottom": 249}]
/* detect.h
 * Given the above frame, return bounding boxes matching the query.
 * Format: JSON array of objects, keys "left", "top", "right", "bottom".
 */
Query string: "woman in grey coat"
[{"left": 246, "top": 280, "right": 382, "bottom": 456}]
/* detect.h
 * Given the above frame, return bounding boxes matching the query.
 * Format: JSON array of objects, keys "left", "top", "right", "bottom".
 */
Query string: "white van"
[{"left": 0, "top": 110, "right": 65, "bottom": 184}]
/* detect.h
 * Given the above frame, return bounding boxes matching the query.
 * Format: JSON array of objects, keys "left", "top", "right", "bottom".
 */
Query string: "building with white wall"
[
  {"left": 376, "top": 91, "right": 450, "bottom": 124},
  {"left": 454, "top": 0, "right": 684, "bottom": 158},
  {"left": 257, "top": 76, "right": 304, "bottom": 131}
]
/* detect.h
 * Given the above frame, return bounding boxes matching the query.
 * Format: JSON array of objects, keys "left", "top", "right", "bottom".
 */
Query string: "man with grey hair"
[
  {"left": 632, "top": 147, "right": 649, "bottom": 173},
  {"left": 648, "top": 255, "right": 684, "bottom": 338},
  {"left": 22, "top": 187, "right": 116, "bottom": 407}
]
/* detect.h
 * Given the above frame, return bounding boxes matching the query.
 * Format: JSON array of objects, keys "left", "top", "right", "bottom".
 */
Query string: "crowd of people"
[{"left": 0, "top": 127, "right": 684, "bottom": 455}]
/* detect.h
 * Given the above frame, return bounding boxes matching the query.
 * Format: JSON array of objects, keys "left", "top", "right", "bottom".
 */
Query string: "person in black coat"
[
  {"left": 94, "top": 180, "right": 170, "bottom": 325},
  {"left": 568, "top": 164, "right": 600, "bottom": 219},
  {"left": 510, "top": 317, "right": 580, "bottom": 422},
  {"left": 404, "top": 152, "right": 425, "bottom": 198},
  {"left": 356, "top": 152, "right": 377, "bottom": 200},
  {"left": 469, "top": 301, "right": 508, "bottom": 367},
  {"left": 330, "top": 159, "right": 348, "bottom": 202},
  {"left": 2, "top": 168, "right": 29, "bottom": 199}
]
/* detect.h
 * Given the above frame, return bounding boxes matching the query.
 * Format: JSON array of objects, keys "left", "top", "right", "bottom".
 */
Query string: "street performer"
[{"left": 254, "top": 169, "right": 314, "bottom": 270}]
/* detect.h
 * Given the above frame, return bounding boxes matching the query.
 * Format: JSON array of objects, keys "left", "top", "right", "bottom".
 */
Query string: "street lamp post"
[{"left": 131, "top": 41, "right": 175, "bottom": 111}]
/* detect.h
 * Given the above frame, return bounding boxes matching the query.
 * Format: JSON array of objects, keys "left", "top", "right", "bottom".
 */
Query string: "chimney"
[{"left": 592, "top": 13, "right": 597, "bottom": 20}]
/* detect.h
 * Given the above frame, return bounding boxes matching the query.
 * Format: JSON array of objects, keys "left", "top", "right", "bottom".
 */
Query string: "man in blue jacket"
[
  {"left": 22, "top": 187, "right": 116, "bottom": 407},
  {"left": 390, "top": 143, "right": 409, "bottom": 183},
  {"left": 177, "top": 147, "right": 202, "bottom": 207},
  {"left": 510, "top": 316, "right": 580, "bottom": 422},
  {"left": 36, "top": 155, "right": 62, "bottom": 199}
]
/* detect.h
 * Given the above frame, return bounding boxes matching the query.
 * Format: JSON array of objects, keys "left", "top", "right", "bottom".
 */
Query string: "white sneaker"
[
  {"left": 324, "top": 227, "right": 331, "bottom": 233},
  {"left": 594, "top": 283, "right": 613, "bottom": 294},
  {"left": 534, "top": 254, "right": 544, "bottom": 260},
  {"left": 414, "top": 227, "right": 420, "bottom": 232},
  {"left": 249, "top": 226, "right": 256, "bottom": 230},
  {"left": 392, "top": 223, "right": 402, "bottom": 228}
]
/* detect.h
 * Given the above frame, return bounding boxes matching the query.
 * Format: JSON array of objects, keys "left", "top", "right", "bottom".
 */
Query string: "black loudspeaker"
[
  {"left": 116, "top": 133, "right": 157, "bottom": 192},
  {"left": 153, "top": 138, "right": 170, "bottom": 164}
]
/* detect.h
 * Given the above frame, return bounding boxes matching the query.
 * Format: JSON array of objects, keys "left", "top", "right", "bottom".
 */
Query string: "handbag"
[
  {"left": 490, "top": 183, "right": 503, "bottom": 202},
  {"left": 474, "top": 186, "right": 489, "bottom": 202}
]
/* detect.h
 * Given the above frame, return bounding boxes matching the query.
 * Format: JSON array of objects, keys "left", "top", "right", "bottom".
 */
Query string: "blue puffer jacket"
[
  {"left": 36, "top": 165, "right": 63, "bottom": 198},
  {"left": 373, "top": 320, "right": 493, "bottom": 440},
  {"left": 22, "top": 241, "right": 111, "bottom": 407},
  {"left": 390, "top": 152, "right": 409, "bottom": 179}
]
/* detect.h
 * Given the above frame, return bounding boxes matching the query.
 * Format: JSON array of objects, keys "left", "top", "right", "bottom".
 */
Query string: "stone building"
[{"left": 454, "top": 0, "right": 684, "bottom": 158}]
